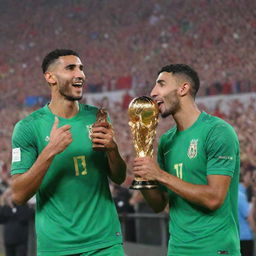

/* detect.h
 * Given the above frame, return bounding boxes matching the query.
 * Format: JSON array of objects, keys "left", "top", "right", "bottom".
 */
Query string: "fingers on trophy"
[
  {"left": 128, "top": 96, "right": 159, "bottom": 190},
  {"left": 92, "top": 108, "right": 110, "bottom": 151}
]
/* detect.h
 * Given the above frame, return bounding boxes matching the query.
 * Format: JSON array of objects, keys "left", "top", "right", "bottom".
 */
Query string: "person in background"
[
  {"left": 0, "top": 187, "right": 34, "bottom": 256},
  {"left": 239, "top": 170, "right": 256, "bottom": 256}
]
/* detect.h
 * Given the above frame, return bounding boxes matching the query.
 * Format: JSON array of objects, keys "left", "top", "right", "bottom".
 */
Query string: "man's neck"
[
  {"left": 173, "top": 103, "right": 201, "bottom": 131},
  {"left": 48, "top": 99, "right": 79, "bottom": 119}
]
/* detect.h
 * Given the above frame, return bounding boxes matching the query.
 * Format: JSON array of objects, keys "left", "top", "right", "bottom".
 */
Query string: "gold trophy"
[
  {"left": 92, "top": 108, "right": 110, "bottom": 151},
  {"left": 128, "top": 96, "right": 159, "bottom": 190}
]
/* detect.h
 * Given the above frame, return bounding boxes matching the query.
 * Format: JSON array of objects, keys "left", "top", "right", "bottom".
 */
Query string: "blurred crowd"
[{"left": 0, "top": 0, "right": 256, "bottom": 109}]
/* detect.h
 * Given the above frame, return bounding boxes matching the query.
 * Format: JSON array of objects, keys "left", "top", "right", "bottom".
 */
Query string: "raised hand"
[
  {"left": 91, "top": 122, "right": 117, "bottom": 151},
  {"left": 48, "top": 117, "right": 73, "bottom": 155}
]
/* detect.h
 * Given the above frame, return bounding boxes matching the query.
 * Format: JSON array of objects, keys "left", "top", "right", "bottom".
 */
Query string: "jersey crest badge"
[
  {"left": 187, "top": 139, "right": 198, "bottom": 159},
  {"left": 86, "top": 124, "right": 93, "bottom": 139}
]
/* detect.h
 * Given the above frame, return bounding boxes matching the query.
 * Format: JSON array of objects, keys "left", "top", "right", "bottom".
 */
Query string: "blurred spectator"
[
  {"left": 122, "top": 90, "right": 132, "bottom": 110},
  {"left": 212, "top": 101, "right": 225, "bottom": 119},
  {"left": 0, "top": 187, "right": 34, "bottom": 256},
  {"left": 238, "top": 170, "right": 256, "bottom": 256},
  {"left": 111, "top": 183, "right": 136, "bottom": 242}
]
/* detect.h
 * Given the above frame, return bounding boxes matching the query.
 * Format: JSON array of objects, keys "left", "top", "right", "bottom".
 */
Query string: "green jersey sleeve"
[
  {"left": 11, "top": 120, "right": 37, "bottom": 175},
  {"left": 206, "top": 123, "right": 239, "bottom": 177},
  {"left": 157, "top": 135, "right": 168, "bottom": 192}
]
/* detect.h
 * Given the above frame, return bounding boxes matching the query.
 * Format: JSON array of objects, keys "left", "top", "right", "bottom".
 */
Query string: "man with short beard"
[
  {"left": 132, "top": 64, "right": 241, "bottom": 256},
  {"left": 10, "top": 49, "right": 126, "bottom": 256}
]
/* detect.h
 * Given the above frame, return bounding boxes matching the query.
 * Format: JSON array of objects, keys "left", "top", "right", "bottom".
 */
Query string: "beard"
[
  {"left": 161, "top": 91, "right": 180, "bottom": 118},
  {"left": 59, "top": 84, "right": 83, "bottom": 101},
  {"left": 60, "top": 91, "right": 83, "bottom": 101}
]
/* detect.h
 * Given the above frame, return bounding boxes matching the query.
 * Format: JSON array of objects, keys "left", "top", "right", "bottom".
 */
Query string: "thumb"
[{"left": 51, "top": 116, "right": 59, "bottom": 132}]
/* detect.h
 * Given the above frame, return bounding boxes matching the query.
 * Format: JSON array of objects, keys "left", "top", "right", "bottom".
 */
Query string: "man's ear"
[
  {"left": 178, "top": 82, "right": 190, "bottom": 96},
  {"left": 44, "top": 72, "right": 57, "bottom": 85}
]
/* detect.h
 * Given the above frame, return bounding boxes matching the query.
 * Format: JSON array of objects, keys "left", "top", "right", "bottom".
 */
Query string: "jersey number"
[
  {"left": 174, "top": 163, "right": 183, "bottom": 179},
  {"left": 73, "top": 156, "right": 87, "bottom": 176}
]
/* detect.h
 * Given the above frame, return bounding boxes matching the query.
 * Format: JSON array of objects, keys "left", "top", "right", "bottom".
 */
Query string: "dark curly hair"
[
  {"left": 158, "top": 64, "right": 200, "bottom": 98},
  {"left": 41, "top": 49, "right": 79, "bottom": 73}
]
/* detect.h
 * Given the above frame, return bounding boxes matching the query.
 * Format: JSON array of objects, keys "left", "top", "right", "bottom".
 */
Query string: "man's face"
[
  {"left": 150, "top": 72, "right": 181, "bottom": 118},
  {"left": 49, "top": 55, "right": 86, "bottom": 101}
]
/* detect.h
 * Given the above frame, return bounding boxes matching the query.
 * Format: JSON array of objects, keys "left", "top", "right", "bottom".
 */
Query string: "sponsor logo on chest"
[{"left": 187, "top": 139, "right": 198, "bottom": 159}]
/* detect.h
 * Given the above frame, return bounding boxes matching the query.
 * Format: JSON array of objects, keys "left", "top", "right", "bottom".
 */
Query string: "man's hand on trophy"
[
  {"left": 133, "top": 157, "right": 161, "bottom": 181},
  {"left": 91, "top": 123, "right": 117, "bottom": 151}
]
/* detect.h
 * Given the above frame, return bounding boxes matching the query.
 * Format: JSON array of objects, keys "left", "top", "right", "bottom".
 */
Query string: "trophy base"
[{"left": 129, "top": 180, "right": 158, "bottom": 190}]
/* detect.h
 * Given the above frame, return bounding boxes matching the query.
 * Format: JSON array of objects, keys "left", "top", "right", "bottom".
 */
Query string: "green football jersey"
[
  {"left": 158, "top": 112, "right": 240, "bottom": 256},
  {"left": 11, "top": 104, "right": 122, "bottom": 256}
]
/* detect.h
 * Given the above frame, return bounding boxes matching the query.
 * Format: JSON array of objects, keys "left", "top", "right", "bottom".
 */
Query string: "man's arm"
[
  {"left": 159, "top": 170, "right": 230, "bottom": 211},
  {"left": 105, "top": 145, "right": 126, "bottom": 185},
  {"left": 11, "top": 117, "right": 72, "bottom": 205},
  {"left": 133, "top": 157, "right": 231, "bottom": 211},
  {"left": 91, "top": 123, "right": 126, "bottom": 185},
  {"left": 11, "top": 147, "right": 56, "bottom": 205},
  {"left": 141, "top": 189, "right": 168, "bottom": 213}
]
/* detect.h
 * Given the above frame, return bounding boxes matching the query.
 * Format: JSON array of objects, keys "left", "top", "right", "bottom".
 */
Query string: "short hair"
[
  {"left": 158, "top": 64, "right": 200, "bottom": 98},
  {"left": 41, "top": 49, "right": 80, "bottom": 73}
]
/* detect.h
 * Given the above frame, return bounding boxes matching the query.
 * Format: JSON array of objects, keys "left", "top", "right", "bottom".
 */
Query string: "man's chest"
[{"left": 163, "top": 135, "right": 208, "bottom": 182}]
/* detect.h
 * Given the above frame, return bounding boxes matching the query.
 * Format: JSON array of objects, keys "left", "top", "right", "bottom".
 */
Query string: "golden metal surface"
[
  {"left": 128, "top": 96, "right": 159, "bottom": 158},
  {"left": 128, "top": 96, "right": 159, "bottom": 188}
]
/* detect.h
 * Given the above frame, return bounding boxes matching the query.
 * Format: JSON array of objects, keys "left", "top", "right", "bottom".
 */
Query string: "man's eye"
[{"left": 67, "top": 65, "right": 75, "bottom": 70}]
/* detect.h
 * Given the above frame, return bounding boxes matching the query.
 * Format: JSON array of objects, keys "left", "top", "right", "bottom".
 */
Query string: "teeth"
[{"left": 73, "top": 83, "right": 83, "bottom": 87}]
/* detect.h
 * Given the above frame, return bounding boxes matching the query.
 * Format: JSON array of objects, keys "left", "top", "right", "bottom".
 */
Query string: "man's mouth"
[
  {"left": 72, "top": 82, "right": 83, "bottom": 88},
  {"left": 156, "top": 100, "right": 164, "bottom": 108}
]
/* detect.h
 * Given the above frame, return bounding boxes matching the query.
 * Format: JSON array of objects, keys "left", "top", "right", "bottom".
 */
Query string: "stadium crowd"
[{"left": 0, "top": 0, "right": 256, "bottom": 109}]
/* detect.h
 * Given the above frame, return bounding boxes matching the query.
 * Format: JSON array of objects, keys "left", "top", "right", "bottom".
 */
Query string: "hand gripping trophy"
[
  {"left": 91, "top": 108, "right": 110, "bottom": 151},
  {"left": 128, "top": 96, "right": 159, "bottom": 189}
]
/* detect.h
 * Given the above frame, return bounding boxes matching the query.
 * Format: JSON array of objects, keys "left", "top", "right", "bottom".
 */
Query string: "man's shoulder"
[
  {"left": 202, "top": 112, "right": 231, "bottom": 127},
  {"left": 202, "top": 112, "right": 238, "bottom": 146},
  {"left": 201, "top": 112, "right": 235, "bottom": 134},
  {"left": 79, "top": 103, "right": 112, "bottom": 122},
  {"left": 15, "top": 107, "right": 47, "bottom": 129},
  {"left": 79, "top": 103, "right": 99, "bottom": 114}
]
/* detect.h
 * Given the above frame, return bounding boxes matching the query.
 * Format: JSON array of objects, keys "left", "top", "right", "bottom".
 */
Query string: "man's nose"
[
  {"left": 76, "top": 70, "right": 86, "bottom": 80},
  {"left": 150, "top": 85, "right": 157, "bottom": 98}
]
